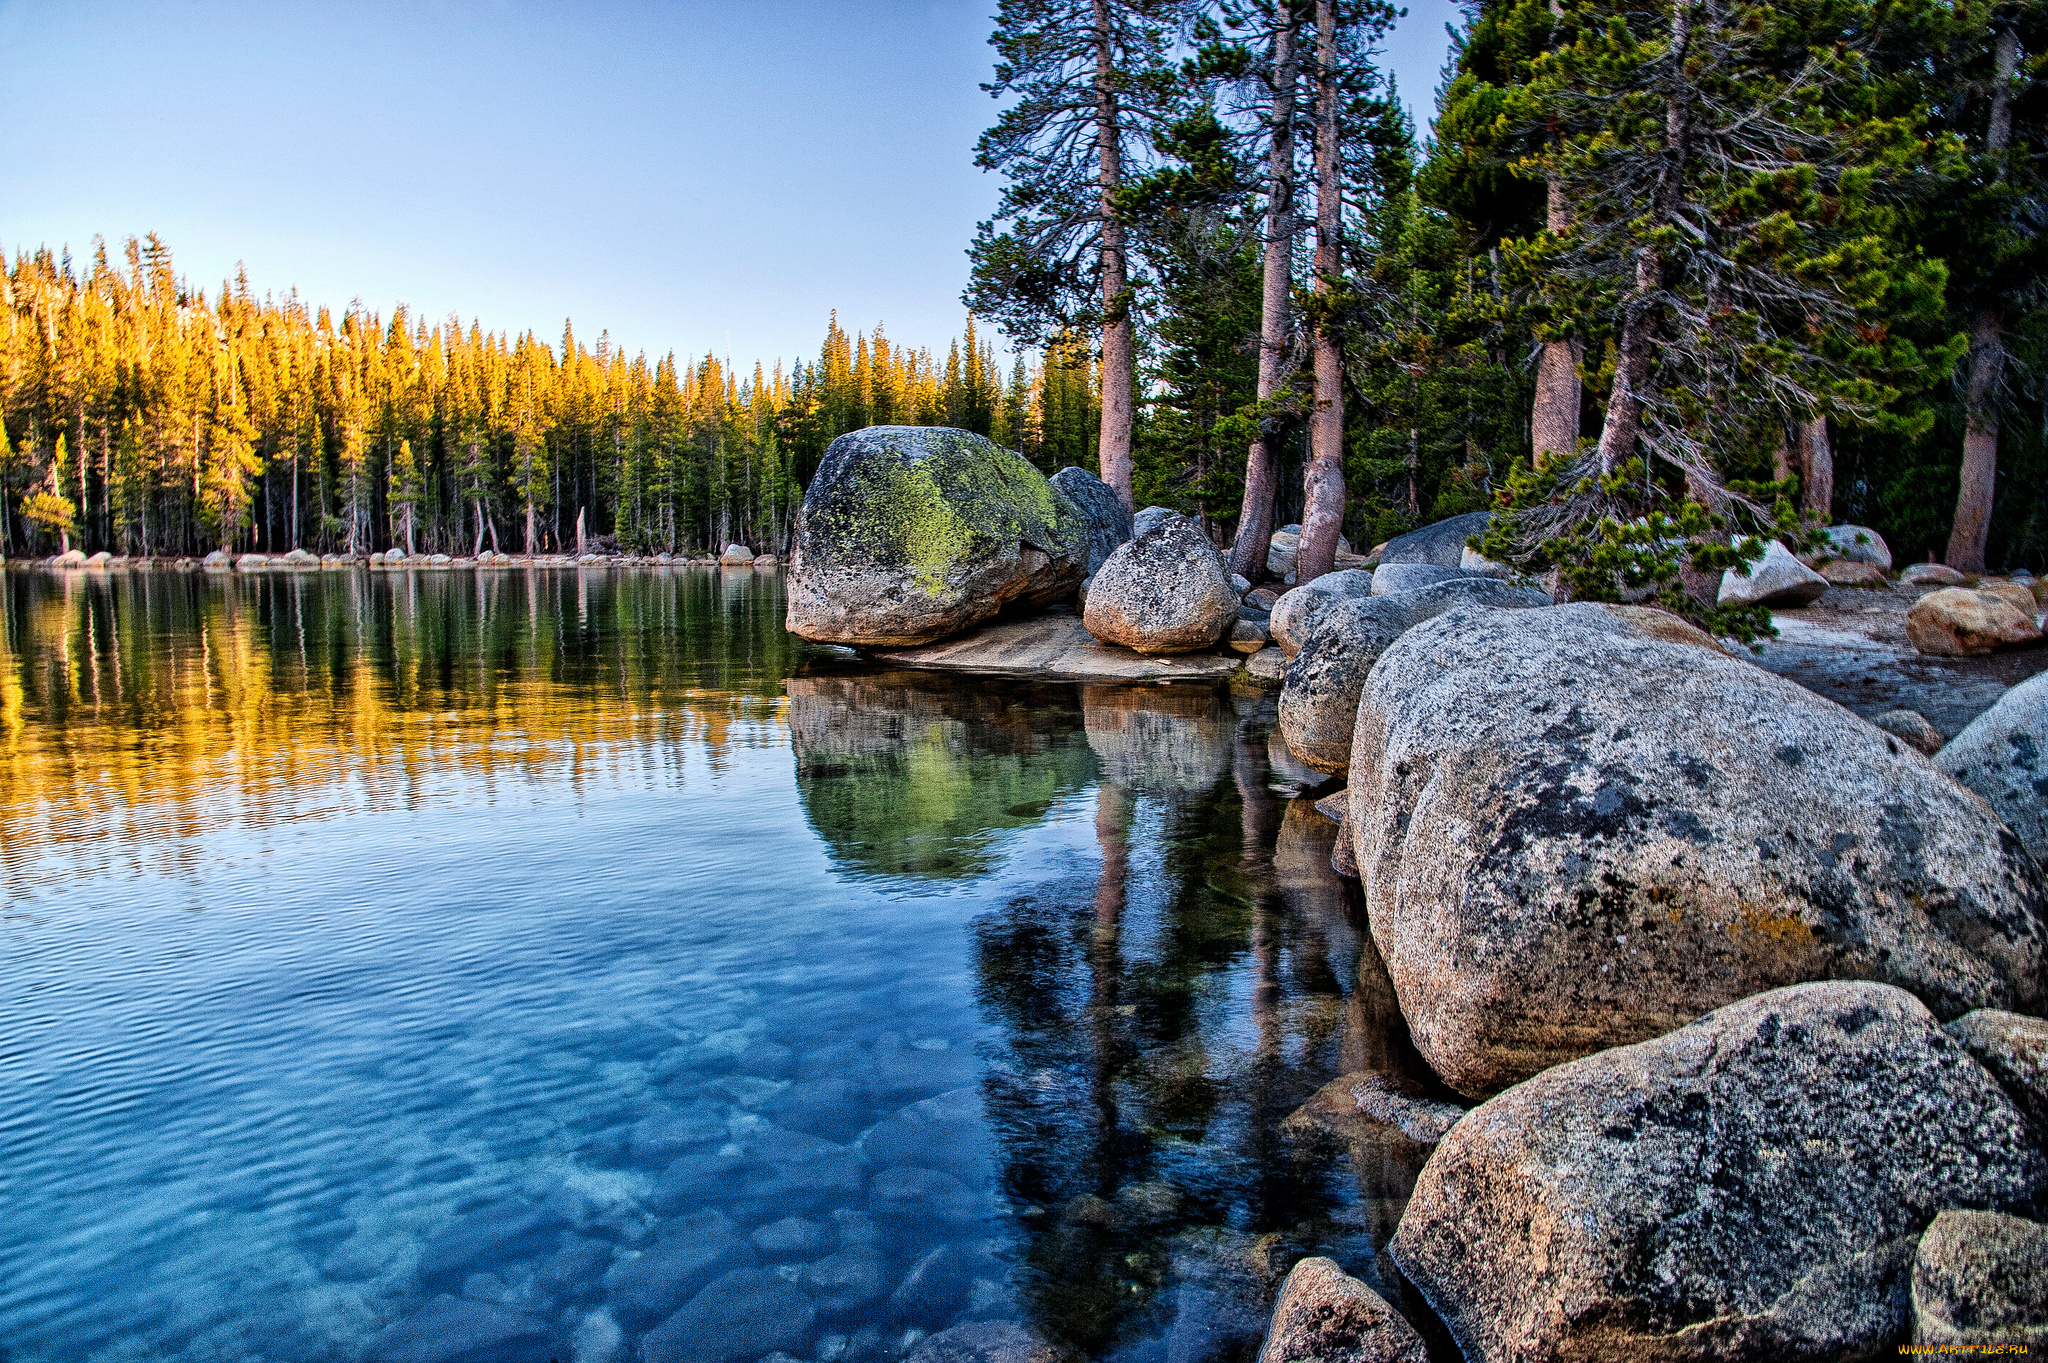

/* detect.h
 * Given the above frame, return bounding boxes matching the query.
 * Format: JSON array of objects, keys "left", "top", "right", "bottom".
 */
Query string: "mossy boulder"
[{"left": 786, "top": 426, "right": 1089, "bottom": 647}]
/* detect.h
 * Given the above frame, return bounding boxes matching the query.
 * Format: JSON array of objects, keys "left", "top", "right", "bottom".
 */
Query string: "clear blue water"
[{"left": 0, "top": 566, "right": 1430, "bottom": 1363}]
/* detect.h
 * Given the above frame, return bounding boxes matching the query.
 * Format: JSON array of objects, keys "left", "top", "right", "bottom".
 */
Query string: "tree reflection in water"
[{"left": 969, "top": 681, "right": 1435, "bottom": 1360}]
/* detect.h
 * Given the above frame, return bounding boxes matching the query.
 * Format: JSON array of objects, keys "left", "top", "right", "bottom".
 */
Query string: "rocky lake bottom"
[{"left": 0, "top": 567, "right": 1433, "bottom": 1363}]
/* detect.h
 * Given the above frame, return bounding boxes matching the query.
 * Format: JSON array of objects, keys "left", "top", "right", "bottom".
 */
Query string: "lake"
[{"left": 0, "top": 566, "right": 1438, "bottom": 1363}]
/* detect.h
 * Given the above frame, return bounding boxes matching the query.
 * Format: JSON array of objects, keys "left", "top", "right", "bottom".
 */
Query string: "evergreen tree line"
[
  {"left": 0, "top": 236, "right": 1098, "bottom": 559},
  {"left": 969, "top": 0, "right": 2048, "bottom": 580}
]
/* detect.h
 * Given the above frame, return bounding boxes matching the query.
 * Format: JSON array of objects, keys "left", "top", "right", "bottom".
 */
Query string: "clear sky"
[{"left": 0, "top": 0, "right": 1463, "bottom": 373}]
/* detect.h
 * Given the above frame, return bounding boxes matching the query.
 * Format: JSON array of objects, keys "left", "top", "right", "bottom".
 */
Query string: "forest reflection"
[
  {"left": 789, "top": 661, "right": 1434, "bottom": 1357},
  {"left": 0, "top": 567, "right": 803, "bottom": 893}
]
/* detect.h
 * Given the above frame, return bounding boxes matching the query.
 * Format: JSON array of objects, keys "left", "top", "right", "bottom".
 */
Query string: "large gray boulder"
[
  {"left": 1824, "top": 523, "right": 1893, "bottom": 570},
  {"left": 1393, "top": 982, "right": 2048, "bottom": 1363},
  {"left": 1347, "top": 602, "right": 2048, "bottom": 1097},
  {"left": 1082, "top": 514, "right": 1239, "bottom": 655},
  {"left": 1257, "top": 1257, "right": 1426, "bottom": 1363},
  {"left": 1269, "top": 569, "right": 1376, "bottom": 658},
  {"left": 1379, "top": 511, "right": 1491, "bottom": 567},
  {"left": 786, "top": 426, "right": 1089, "bottom": 647},
  {"left": 1278, "top": 580, "right": 1554, "bottom": 775},
  {"left": 1912, "top": 1210, "right": 2048, "bottom": 1349},
  {"left": 1717, "top": 538, "right": 1827, "bottom": 608},
  {"left": 1050, "top": 466, "right": 1132, "bottom": 575},
  {"left": 1937, "top": 671, "right": 2048, "bottom": 862}
]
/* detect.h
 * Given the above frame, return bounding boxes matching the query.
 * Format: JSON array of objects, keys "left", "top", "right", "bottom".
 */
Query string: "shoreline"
[{"left": 8, "top": 553, "right": 784, "bottom": 572}]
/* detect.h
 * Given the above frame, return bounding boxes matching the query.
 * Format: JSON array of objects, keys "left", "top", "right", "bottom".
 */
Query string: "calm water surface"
[{"left": 0, "top": 567, "right": 1433, "bottom": 1363}]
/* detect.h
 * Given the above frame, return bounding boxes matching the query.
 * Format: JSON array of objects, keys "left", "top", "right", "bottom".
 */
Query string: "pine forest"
[{"left": 5, "top": 0, "right": 2045, "bottom": 578}]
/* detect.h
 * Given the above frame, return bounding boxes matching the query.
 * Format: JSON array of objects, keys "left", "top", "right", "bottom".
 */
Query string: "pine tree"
[{"left": 968, "top": 0, "right": 1192, "bottom": 508}]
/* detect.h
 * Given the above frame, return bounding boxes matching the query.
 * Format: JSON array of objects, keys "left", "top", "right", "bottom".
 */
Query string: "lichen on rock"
[{"left": 785, "top": 426, "right": 1089, "bottom": 647}]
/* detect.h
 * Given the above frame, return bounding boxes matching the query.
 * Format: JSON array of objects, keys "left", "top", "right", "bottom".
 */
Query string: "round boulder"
[
  {"left": 1049, "top": 465, "right": 1132, "bottom": 575},
  {"left": 1268, "top": 569, "right": 1375, "bottom": 658},
  {"left": 1368, "top": 562, "right": 1470, "bottom": 597},
  {"left": 1907, "top": 586, "right": 2041, "bottom": 656},
  {"left": 1936, "top": 671, "right": 2048, "bottom": 861},
  {"left": 1278, "top": 579, "right": 1553, "bottom": 775},
  {"left": 1913, "top": 1210, "right": 2048, "bottom": 1349},
  {"left": 786, "top": 426, "right": 1088, "bottom": 647},
  {"left": 1082, "top": 514, "right": 1238, "bottom": 655},
  {"left": 1717, "top": 538, "right": 1827, "bottom": 608},
  {"left": 1378, "top": 510, "right": 1490, "bottom": 567},
  {"left": 1392, "top": 982, "right": 2048, "bottom": 1363},
  {"left": 1347, "top": 602, "right": 2048, "bottom": 1097},
  {"left": 1258, "top": 1257, "right": 1426, "bottom": 1363},
  {"left": 1902, "top": 561, "right": 1968, "bottom": 586},
  {"left": 1823, "top": 524, "right": 1893, "bottom": 569},
  {"left": 1818, "top": 558, "right": 1888, "bottom": 588}
]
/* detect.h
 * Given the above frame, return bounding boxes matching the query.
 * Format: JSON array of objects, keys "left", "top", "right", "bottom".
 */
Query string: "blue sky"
[{"left": 0, "top": 0, "right": 1463, "bottom": 371}]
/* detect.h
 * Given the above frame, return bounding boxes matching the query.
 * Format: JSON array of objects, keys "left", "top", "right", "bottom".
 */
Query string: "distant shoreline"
[{"left": 9, "top": 554, "right": 784, "bottom": 572}]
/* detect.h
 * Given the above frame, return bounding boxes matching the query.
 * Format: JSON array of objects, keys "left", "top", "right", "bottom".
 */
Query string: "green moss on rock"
[{"left": 800, "top": 427, "right": 1083, "bottom": 597}]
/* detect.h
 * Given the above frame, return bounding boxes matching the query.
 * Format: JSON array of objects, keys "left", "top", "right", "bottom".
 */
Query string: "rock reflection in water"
[{"left": 786, "top": 665, "right": 1098, "bottom": 879}]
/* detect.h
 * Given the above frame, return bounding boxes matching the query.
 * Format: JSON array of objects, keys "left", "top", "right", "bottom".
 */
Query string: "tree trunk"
[
  {"left": 1297, "top": 0, "right": 1346, "bottom": 585},
  {"left": 1531, "top": 177, "right": 1582, "bottom": 469},
  {"left": 575, "top": 506, "right": 587, "bottom": 556},
  {"left": 1093, "top": 0, "right": 1135, "bottom": 511},
  {"left": 1228, "top": 4, "right": 1300, "bottom": 583},
  {"left": 1797, "top": 417, "right": 1832, "bottom": 521},
  {"left": 1594, "top": 0, "right": 1694, "bottom": 475},
  {"left": 1947, "top": 23, "right": 2018, "bottom": 574},
  {"left": 1949, "top": 307, "right": 2004, "bottom": 572}
]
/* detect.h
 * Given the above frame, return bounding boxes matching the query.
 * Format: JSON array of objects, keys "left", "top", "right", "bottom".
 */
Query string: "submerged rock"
[
  {"left": 1049, "top": 466, "right": 1132, "bottom": 575},
  {"left": 1912, "top": 1210, "right": 2048, "bottom": 1349},
  {"left": 1257, "top": 1257, "right": 1426, "bottom": 1363},
  {"left": 859, "top": 1087, "right": 990, "bottom": 1180},
  {"left": 364, "top": 1296, "right": 557, "bottom": 1363},
  {"left": 906, "top": 1320, "right": 1077, "bottom": 1363},
  {"left": 1908, "top": 586, "right": 2041, "bottom": 655},
  {"left": 1348, "top": 602, "right": 2048, "bottom": 1097},
  {"left": 868, "top": 1165, "right": 980, "bottom": 1227},
  {"left": 604, "top": 1211, "right": 757, "bottom": 1328},
  {"left": 642, "top": 1267, "right": 815, "bottom": 1363},
  {"left": 890, "top": 1244, "right": 976, "bottom": 1325},
  {"left": 1393, "top": 982, "right": 2048, "bottom": 1363},
  {"left": 786, "top": 426, "right": 1088, "bottom": 647},
  {"left": 802, "top": 1245, "right": 891, "bottom": 1313},
  {"left": 1937, "top": 672, "right": 2048, "bottom": 860},
  {"left": 414, "top": 1202, "right": 568, "bottom": 1292},
  {"left": 1082, "top": 514, "right": 1238, "bottom": 655}
]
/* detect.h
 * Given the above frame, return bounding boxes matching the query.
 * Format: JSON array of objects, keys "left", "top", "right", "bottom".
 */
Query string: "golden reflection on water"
[{"left": 0, "top": 567, "right": 804, "bottom": 893}]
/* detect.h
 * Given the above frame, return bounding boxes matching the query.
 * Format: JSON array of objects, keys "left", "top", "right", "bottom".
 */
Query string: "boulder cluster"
[
  {"left": 779, "top": 430, "right": 2048, "bottom": 1360},
  {"left": 1257, "top": 574, "right": 2048, "bottom": 1361}
]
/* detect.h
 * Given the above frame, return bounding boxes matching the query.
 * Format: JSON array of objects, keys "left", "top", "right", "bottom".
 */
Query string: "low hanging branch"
[{"left": 1476, "top": 0, "right": 1956, "bottom": 640}]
